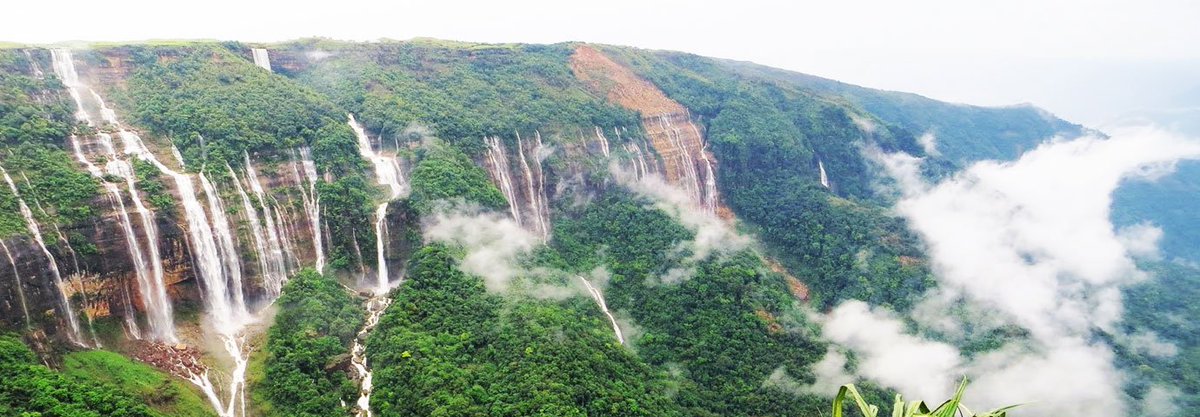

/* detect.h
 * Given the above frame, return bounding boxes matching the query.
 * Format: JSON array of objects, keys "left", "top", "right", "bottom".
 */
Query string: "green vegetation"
[
  {"left": 366, "top": 244, "right": 682, "bottom": 417},
  {"left": 552, "top": 193, "right": 834, "bottom": 416},
  {"left": 715, "top": 58, "right": 1084, "bottom": 167},
  {"left": 288, "top": 39, "right": 641, "bottom": 154},
  {"left": 0, "top": 50, "right": 99, "bottom": 239},
  {"left": 834, "top": 379, "right": 1017, "bottom": 417},
  {"left": 407, "top": 143, "right": 507, "bottom": 214},
  {"left": 258, "top": 268, "right": 363, "bottom": 417},
  {"left": 61, "top": 350, "right": 216, "bottom": 417},
  {"left": 97, "top": 44, "right": 374, "bottom": 272},
  {"left": 0, "top": 334, "right": 157, "bottom": 417},
  {"left": 1115, "top": 261, "right": 1200, "bottom": 413},
  {"left": 598, "top": 47, "right": 935, "bottom": 311}
]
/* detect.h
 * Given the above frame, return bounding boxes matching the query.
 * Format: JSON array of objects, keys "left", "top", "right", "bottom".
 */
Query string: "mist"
[{"left": 824, "top": 126, "right": 1200, "bottom": 416}]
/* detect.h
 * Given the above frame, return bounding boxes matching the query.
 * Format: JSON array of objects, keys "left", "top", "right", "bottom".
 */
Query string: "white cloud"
[
  {"left": 824, "top": 126, "right": 1200, "bottom": 416},
  {"left": 612, "top": 165, "right": 751, "bottom": 282},
  {"left": 423, "top": 207, "right": 538, "bottom": 294},
  {"left": 1142, "top": 385, "right": 1182, "bottom": 417},
  {"left": 1117, "top": 223, "right": 1164, "bottom": 259},
  {"left": 918, "top": 132, "right": 940, "bottom": 156},
  {"left": 822, "top": 301, "right": 962, "bottom": 401}
]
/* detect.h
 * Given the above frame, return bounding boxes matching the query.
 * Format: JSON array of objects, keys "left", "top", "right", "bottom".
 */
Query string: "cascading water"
[
  {"left": 251, "top": 48, "right": 272, "bottom": 72},
  {"left": 121, "top": 130, "right": 254, "bottom": 417},
  {"left": 243, "top": 152, "right": 290, "bottom": 297},
  {"left": 350, "top": 296, "right": 391, "bottom": 417},
  {"left": 699, "top": 149, "right": 718, "bottom": 214},
  {"left": 515, "top": 133, "right": 551, "bottom": 239},
  {"left": 577, "top": 276, "right": 624, "bottom": 345},
  {"left": 52, "top": 49, "right": 177, "bottom": 341},
  {"left": 199, "top": 172, "right": 247, "bottom": 310},
  {"left": 294, "top": 148, "right": 325, "bottom": 272},
  {"left": 349, "top": 115, "right": 408, "bottom": 292},
  {"left": 485, "top": 136, "right": 521, "bottom": 226},
  {"left": 818, "top": 160, "right": 830, "bottom": 189},
  {"left": 594, "top": 126, "right": 611, "bottom": 157},
  {"left": 0, "top": 240, "right": 32, "bottom": 328},
  {"left": 0, "top": 165, "right": 85, "bottom": 345},
  {"left": 658, "top": 115, "right": 704, "bottom": 205},
  {"left": 23, "top": 50, "right": 44, "bottom": 79}
]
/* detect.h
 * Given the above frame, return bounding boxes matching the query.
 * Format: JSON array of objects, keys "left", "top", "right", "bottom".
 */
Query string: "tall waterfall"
[
  {"left": 484, "top": 134, "right": 550, "bottom": 239},
  {"left": 657, "top": 115, "right": 705, "bottom": 206},
  {"left": 52, "top": 49, "right": 177, "bottom": 341},
  {"left": 23, "top": 50, "right": 44, "bottom": 79},
  {"left": 577, "top": 276, "right": 624, "bottom": 345},
  {"left": 294, "top": 148, "right": 325, "bottom": 272},
  {"left": 0, "top": 240, "right": 32, "bottom": 328},
  {"left": 699, "top": 149, "right": 718, "bottom": 214},
  {"left": 0, "top": 165, "right": 85, "bottom": 345},
  {"left": 243, "top": 152, "right": 291, "bottom": 297},
  {"left": 251, "top": 48, "right": 272, "bottom": 72},
  {"left": 515, "top": 132, "right": 550, "bottom": 239},
  {"left": 199, "top": 172, "right": 247, "bottom": 310},
  {"left": 349, "top": 115, "right": 408, "bottom": 292},
  {"left": 120, "top": 131, "right": 254, "bottom": 417},
  {"left": 484, "top": 136, "right": 521, "bottom": 225},
  {"left": 594, "top": 126, "right": 611, "bottom": 157},
  {"left": 818, "top": 160, "right": 830, "bottom": 189}
]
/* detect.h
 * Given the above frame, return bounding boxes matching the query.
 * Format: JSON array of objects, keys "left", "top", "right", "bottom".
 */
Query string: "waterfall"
[
  {"left": 700, "top": 148, "right": 718, "bottom": 214},
  {"left": 594, "top": 126, "right": 611, "bottom": 157},
  {"left": 229, "top": 165, "right": 279, "bottom": 298},
  {"left": 350, "top": 296, "right": 391, "bottom": 417},
  {"left": 121, "top": 131, "right": 255, "bottom": 417},
  {"left": 577, "top": 276, "right": 624, "bottom": 345},
  {"left": 52, "top": 49, "right": 177, "bottom": 341},
  {"left": 818, "top": 160, "right": 830, "bottom": 189},
  {"left": 243, "top": 153, "right": 290, "bottom": 297},
  {"left": 199, "top": 172, "right": 247, "bottom": 309},
  {"left": 23, "top": 50, "right": 44, "bottom": 79},
  {"left": 515, "top": 132, "right": 550, "bottom": 239},
  {"left": 658, "top": 115, "right": 703, "bottom": 205},
  {"left": 295, "top": 148, "right": 325, "bottom": 272},
  {"left": 349, "top": 115, "right": 408, "bottom": 292},
  {"left": 0, "top": 165, "right": 85, "bottom": 345},
  {"left": 484, "top": 136, "right": 521, "bottom": 226},
  {"left": 251, "top": 48, "right": 271, "bottom": 72},
  {"left": 0, "top": 240, "right": 32, "bottom": 328}
]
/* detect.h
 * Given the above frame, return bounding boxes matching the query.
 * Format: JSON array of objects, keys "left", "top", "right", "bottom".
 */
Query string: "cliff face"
[
  {"left": 570, "top": 46, "right": 723, "bottom": 215},
  {"left": 0, "top": 49, "right": 328, "bottom": 344}
]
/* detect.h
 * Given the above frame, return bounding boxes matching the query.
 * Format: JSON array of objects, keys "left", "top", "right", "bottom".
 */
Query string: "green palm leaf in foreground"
[{"left": 833, "top": 378, "right": 1020, "bottom": 417}]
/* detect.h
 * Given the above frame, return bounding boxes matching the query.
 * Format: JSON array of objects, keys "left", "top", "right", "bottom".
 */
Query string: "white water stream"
[
  {"left": 0, "top": 165, "right": 85, "bottom": 345},
  {"left": 578, "top": 276, "right": 624, "bottom": 345},
  {"left": 250, "top": 48, "right": 271, "bottom": 72},
  {"left": 349, "top": 115, "right": 408, "bottom": 293}
]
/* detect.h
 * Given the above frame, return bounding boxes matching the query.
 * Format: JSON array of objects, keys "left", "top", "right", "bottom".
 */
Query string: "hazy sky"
[{"left": 7, "top": 0, "right": 1197, "bottom": 127}]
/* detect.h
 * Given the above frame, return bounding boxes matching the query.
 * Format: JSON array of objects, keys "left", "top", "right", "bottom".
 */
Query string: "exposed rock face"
[
  {"left": 0, "top": 49, "right": 329, "bottom": 345},
  {"left": 570, "top": 46, "right": 723, "bottom": 215}
]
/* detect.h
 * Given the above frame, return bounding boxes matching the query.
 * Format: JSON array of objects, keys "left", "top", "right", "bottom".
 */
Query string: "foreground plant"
[{"left": 833, "top": 378, "right": 1020, "bottom": 417}]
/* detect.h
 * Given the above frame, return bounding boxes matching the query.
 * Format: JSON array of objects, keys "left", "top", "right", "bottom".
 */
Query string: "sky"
[{"left": 6, "top": 0, "right": 1197, "bottom": 127}]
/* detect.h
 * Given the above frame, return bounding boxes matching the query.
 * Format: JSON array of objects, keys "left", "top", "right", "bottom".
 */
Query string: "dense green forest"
[
  {"left": 0, "top": 335, "right": 158, "bottom": 417},
  {"left": 257, "top": 268, "right": 363, "bottom": 417},
  {"left": 596, "top": 46, "right": 936, "bottom": 311},
  {"left": 286, "top": 39, "right": 642, "bottom": 154},
  {"left": 0, "top": 38, "right": 1189, "bottom": 417}
]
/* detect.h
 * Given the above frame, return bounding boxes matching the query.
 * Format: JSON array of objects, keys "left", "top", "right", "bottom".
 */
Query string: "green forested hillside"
[{"left": 0, "top": 38, "right": 1151, "bottom": 417}]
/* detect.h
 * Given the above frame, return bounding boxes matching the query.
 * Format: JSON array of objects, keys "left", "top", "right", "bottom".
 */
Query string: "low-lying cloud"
[
  {"left": 611, "top": 164, "right": 751, "bottom": 282},
  {"left": 825, "top": 126, "right": 1200, "bottom": 416}
]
